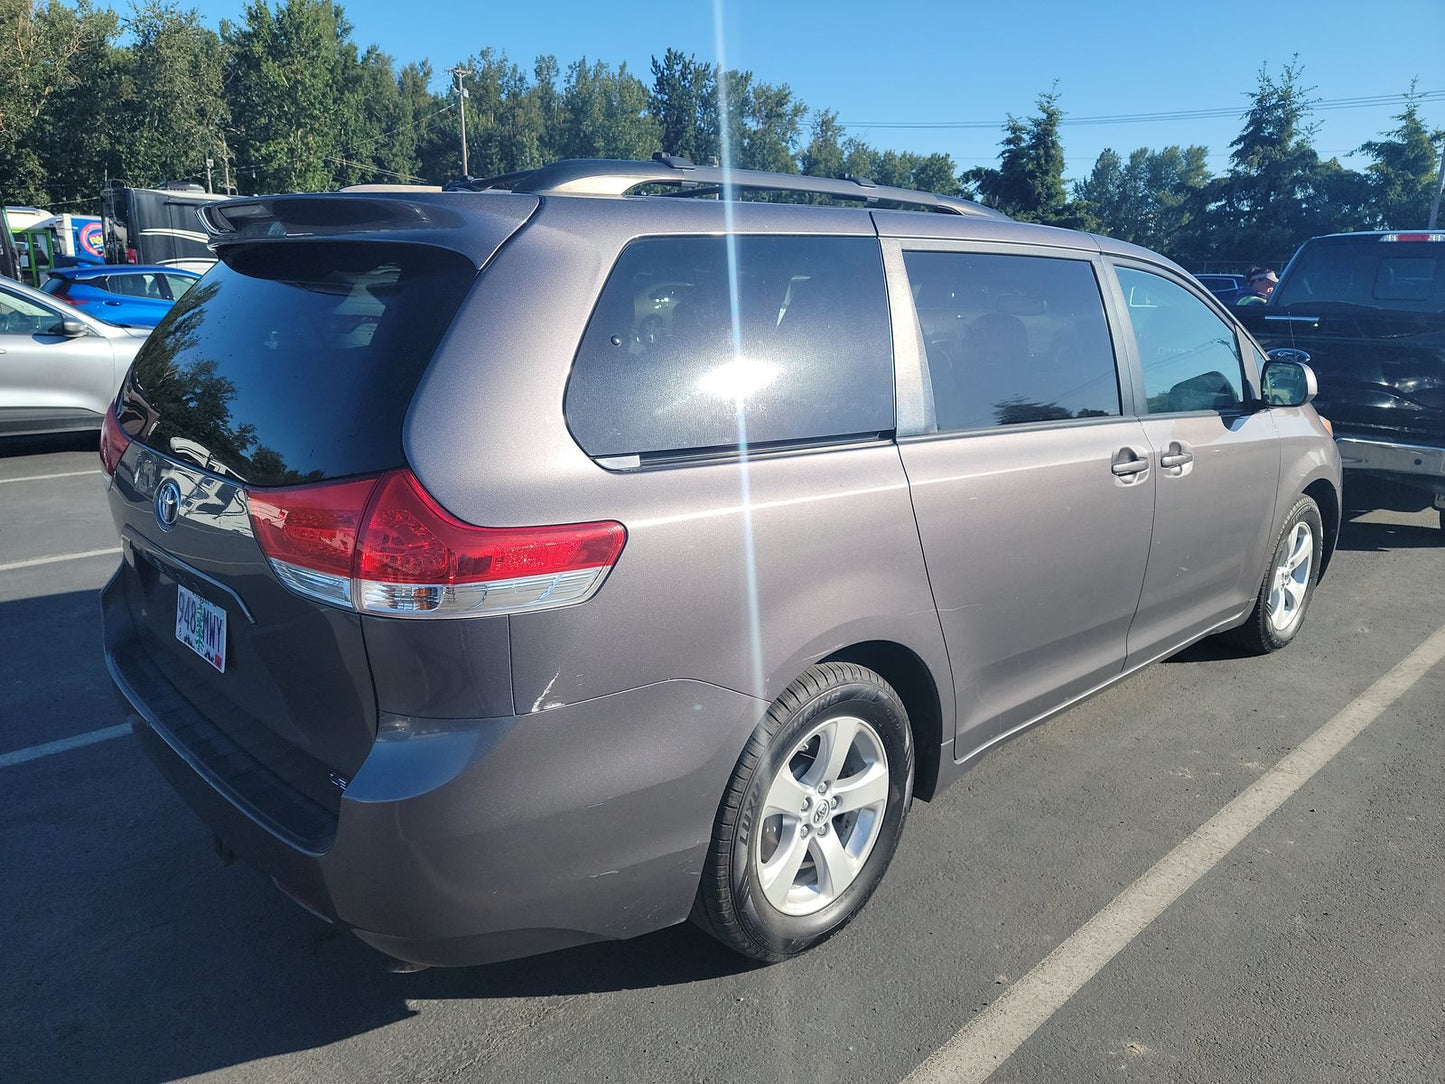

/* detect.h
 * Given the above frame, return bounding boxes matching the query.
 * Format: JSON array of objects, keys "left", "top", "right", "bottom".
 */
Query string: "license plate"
[{"left": 176, "top": 583, "right": 227, "bottom": 673}]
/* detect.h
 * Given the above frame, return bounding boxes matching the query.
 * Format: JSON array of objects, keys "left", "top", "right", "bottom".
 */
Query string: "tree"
[
  {"left": 1076, "top": 145, "right": 1211, "bottom": 259},
  {"left": 799, "top": 108, "right": 845, "bottom": 180},
  {"left": 116, "top": 2, "right": 228, "bottom": 190},
  {"left": 222, "top": 0, "right": 365, "bottom": 194},
  {"left": 0, "top": 0, "right": 122, "bottom": 206},
  {"left": 1359, "top": 91, "right": 1443, "bottom": 228},
  {"left": 1215, "top": 60, "right": 1322, "bottom": 261},
  {"left": 554, "top": 59, "right": 658, "bottom": 163},
  {"left": 965, "top": 90, "right": 1067, "bottom": 222},
  {"left": 649, "top": 48, "right": 712, "bottom": 161}
]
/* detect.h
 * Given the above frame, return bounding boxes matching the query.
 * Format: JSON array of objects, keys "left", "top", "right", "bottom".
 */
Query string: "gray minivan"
[{"left": 100, "top": 158, "right": 1341, "bottom": 968}]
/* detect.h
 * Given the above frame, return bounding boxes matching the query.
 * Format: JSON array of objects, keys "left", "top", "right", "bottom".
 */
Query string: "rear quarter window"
[{"left": 565, "top": 235, "right": 894, "bottom": 461}]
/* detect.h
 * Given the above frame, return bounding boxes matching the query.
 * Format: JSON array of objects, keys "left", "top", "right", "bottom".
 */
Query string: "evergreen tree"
[
  {"left": 1359, "top": 91, "right": 1443, "bottom": 228},
  {"left": 649, "top": 48, "right": 711, "bottom": 161},
  {"left": 965, "top": 91, "right": 1067, "bottom": 222}
]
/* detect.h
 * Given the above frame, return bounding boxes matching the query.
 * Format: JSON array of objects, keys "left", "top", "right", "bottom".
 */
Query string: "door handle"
[
  {"left": 1111, "top": 448, "right": 1150, "bottom": 477},
  {"left": 1159, "top": 442, "right": 1194, "bottom": 469}
]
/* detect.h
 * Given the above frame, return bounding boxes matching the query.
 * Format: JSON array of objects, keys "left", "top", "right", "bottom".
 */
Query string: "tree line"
[{"left": 1, "top": 0, "right": 1440, "bottom": 270}]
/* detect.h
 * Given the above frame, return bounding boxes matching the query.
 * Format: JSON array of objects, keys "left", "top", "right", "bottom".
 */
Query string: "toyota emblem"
[{"left": 154, "top": 479, "right": 182, "bottom": 531}]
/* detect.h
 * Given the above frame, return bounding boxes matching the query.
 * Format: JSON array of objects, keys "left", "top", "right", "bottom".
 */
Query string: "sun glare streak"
[{"left": 713, "top": 0, "right": 766, "bottom": 702}]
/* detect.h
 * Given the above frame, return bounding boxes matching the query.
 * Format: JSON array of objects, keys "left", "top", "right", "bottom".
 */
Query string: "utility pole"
[
  {"left": 205, "top": 157, "right": 214, "bottom": 194},
  {"left": 451, "top": 66, "right": 473, "bottom": 178}
]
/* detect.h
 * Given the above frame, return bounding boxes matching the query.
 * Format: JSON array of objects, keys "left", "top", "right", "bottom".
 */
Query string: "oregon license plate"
[{"left": 176, "top": 583, "right": 227, "bottom": 673}]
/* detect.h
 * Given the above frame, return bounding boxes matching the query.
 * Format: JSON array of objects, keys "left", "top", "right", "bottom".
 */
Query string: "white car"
[{"left": 0, "top": 274, "right": 148, "bottom": 437}]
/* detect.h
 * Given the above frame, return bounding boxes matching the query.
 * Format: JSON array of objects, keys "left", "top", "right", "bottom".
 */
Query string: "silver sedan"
[{"left": 1, "top": 274, "right": 148, "bottom": 437}]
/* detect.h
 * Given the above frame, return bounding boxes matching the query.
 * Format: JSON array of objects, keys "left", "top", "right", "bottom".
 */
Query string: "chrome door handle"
[{"left": 1111, "top": 449, "right": 1150, "bottom": 476}]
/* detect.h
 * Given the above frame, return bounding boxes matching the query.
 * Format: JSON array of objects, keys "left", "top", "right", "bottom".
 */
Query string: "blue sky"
[{"left": 201, "top": 0, "right": 1444, "bottom": 182}]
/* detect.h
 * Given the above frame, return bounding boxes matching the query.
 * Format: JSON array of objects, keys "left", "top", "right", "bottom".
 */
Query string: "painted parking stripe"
[
  {"left": 0, "top": 724, "right": 132, "bottom": 769},
  {"left": 0, "top": 548, "right": 121, "bottom": 573},
  {"left": 0, "top": 470, "right": 102, "bottom": 485},
  {"left": 905, "top": 622, "right": 1445, "bottom": 1084}
]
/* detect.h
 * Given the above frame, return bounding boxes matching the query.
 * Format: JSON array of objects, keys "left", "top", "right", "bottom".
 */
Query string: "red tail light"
[
  {"left": 246, "top": 469, "right": 626, "bottom": 617},
  {"left": 99, "top": 403, "right": 131, "bottom": 475}
]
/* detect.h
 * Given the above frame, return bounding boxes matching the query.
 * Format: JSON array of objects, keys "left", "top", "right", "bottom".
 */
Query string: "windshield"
[{"left": 118, "top": 242, "right": 476, "bottom": 485}]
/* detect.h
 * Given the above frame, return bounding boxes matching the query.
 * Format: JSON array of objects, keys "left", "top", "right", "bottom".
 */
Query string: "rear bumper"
[
  {"left": 104, "top": 571, "right": 767, "bottom": 967},
  {"left": 1335, "top": 437, "right": 1445, "bottom": 504}
]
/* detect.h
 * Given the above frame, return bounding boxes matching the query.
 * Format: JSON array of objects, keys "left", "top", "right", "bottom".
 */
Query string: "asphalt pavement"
[{"left": 1, "top": 432, "right": 1441, "bottom": 1084}]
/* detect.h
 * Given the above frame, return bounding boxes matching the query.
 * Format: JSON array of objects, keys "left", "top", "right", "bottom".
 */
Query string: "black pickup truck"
[{"left": 1236, "top": 231, "right": 1445, "bottom": 532}]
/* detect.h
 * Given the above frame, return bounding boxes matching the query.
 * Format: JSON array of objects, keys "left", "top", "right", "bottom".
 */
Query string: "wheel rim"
[
  {"left": 1267, "top": 521, "right": 1314, "bottom": 634},
  {"left": 753, "top": 714, "right": 890, "bottom": 917}
]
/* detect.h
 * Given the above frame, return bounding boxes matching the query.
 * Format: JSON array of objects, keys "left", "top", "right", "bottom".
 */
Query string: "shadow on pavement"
[
  {"left": 0, "top": 431, "right": 98, "bottom": 458},
  {"left": 1335, "top": 516, "right": 1443, "bottom": 552}
]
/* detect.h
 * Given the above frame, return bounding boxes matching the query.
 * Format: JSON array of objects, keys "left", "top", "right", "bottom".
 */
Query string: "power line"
[{"left": 842, "top": 89, "right": 1445, "bottom": 131}]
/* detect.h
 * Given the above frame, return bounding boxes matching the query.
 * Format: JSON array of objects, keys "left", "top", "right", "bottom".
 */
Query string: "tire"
[
  {"left": 1231, "top": 495, "right": 1323, "bottom": 654},
  {"left": 691, "top": 662, "right": 914, "bottom": 962}
]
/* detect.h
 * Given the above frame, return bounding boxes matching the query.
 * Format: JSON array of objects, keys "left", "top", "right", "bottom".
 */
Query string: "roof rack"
[{"left": 446, "top": 156, "right": 1007, "bottom": 219}]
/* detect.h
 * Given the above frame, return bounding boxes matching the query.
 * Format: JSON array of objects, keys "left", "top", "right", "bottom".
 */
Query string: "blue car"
[{"left": 41, "top": 265, "right": 201, "bottom": 328}]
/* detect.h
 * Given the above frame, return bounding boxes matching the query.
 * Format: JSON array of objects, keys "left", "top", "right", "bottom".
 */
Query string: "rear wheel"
[
  {"left": 692, "top": 663, "right": 913, "bottom": 962},
  {"left": 1232, "top": 495, "right": 1322, "bottom": 654}
]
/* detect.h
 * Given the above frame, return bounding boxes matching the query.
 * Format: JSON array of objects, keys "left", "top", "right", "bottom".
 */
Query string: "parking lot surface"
[{"left": 2, "top": 433, "right": 1442, "bottom": 1084}]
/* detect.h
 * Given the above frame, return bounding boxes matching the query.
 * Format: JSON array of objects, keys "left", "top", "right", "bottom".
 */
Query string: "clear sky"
[{"left": 201, "top": 0, "right": 1444, "bottom": 183}]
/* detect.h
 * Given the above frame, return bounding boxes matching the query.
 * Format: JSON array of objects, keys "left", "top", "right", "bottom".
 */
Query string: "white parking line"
[
  {"left": 0, "top": 724, "right": 132, "bottom": 769},
  {"left": 905, "top": 622, "right": 1445, "bottom": 1084},
  {"left": 0, "top": 548, "right": 121, "bottom": 573},
  {"left": 0, "top": 469, "right": 102, "bottom": 484}
]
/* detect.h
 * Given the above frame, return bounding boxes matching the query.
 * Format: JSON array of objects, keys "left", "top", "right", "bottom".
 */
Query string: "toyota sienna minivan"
[{"left": 100, "top": 158, "right": 1342, "bottom": 968}]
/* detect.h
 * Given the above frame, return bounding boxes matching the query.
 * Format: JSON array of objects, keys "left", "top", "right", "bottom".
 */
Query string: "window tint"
[
  {"left": 566, "top": 236, "right": 893, "bottom": 460},
  {"left": 1117, "top": 267, "right": 1245, "bottom": 414},
  {"left": 119, "top": 243, "right": 476, "bottom": 485},
  {"left": 904, "top": 250, "right": 1120, "bottom": 431}
]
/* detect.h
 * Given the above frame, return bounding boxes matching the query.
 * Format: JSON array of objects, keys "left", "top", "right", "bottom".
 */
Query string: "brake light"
[
  {"left": 99, "top": 403, "right": 131, "bottom": 475},
  {"left": 246, "top": 469, "right": 626, "bottom": 617},
  {"left": 1379, "top": 233, "right": 1445, "bottom": 242}
]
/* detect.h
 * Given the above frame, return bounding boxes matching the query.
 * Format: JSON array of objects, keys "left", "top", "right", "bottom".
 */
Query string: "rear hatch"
[
  {"left": 1241, "top": 233, "right": 1445, "bottom": 445},
  {"left": 103, "top": 197, "right": 535, "bottom": 846}
]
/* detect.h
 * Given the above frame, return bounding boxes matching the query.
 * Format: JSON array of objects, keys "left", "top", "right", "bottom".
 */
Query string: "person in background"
[{"left": 1236, "top": 268, "right": 1277, "bottom": 305}]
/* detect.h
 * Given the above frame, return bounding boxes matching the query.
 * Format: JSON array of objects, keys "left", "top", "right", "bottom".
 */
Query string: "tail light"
[
  {"left": 99, "top": 403, "right": 131, "bottom": 475},
  {"left": 246, "top": 469, "right": 626, "bottom": 618}
]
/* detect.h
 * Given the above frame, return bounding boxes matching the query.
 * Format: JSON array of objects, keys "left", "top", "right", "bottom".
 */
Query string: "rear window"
[
  {"left": 118, "top": 243, "right": 476, "bottom": 485},
  {"left": 1273, "top": 237, "right": 1445, "bottom": 312},
  {"left": 565, "top": 235, "right": 894, "bottom": 461}
]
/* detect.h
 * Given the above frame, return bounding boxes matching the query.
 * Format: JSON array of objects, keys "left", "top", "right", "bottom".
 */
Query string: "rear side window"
[
  {"left": 1117, "top": 267, "right": 1244, "bottom": 413},
  {"left": 566, "top": 236, "right": 894, "bottom": 460},
  {"left": 119, "top": 242, "right": 476, "bottom": 485},
  {"left": 904, "top": 250, "right": 1120, "bottom": 431}
]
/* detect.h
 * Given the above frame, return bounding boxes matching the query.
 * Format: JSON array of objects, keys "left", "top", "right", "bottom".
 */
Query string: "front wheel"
[
  {"left": 691, "top": 663, "right": 914, "bottom": 962},
  {"left": 1231, "top": 495, "right": 1323, "bottom": 654}
]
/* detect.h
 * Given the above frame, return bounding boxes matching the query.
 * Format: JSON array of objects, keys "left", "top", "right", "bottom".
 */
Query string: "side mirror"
[
  {"left": 59, "top": 317, "right": 89, "bottom": 338},
  {"left": 1261, "top": 355, "right": 1317, "bottom": 408}
]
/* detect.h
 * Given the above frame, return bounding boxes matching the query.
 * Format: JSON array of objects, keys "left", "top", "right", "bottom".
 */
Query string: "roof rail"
[{"left": 446, "top": 156, "right": 1007, "bottom": 219}]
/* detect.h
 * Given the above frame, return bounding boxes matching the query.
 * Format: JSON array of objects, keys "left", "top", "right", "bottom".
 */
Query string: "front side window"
[
  {"left": 1117, "top": 267, "right": 1245, "bottom": 414},
  {"left": 0, "top": 287, "right": 63, "bottom": 335},
  {"left": 904, "top": 250, "right": 1121, "bottom": 432},
  {"left": 566, "top": 235, "right": 894, "bottom": 460}
]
